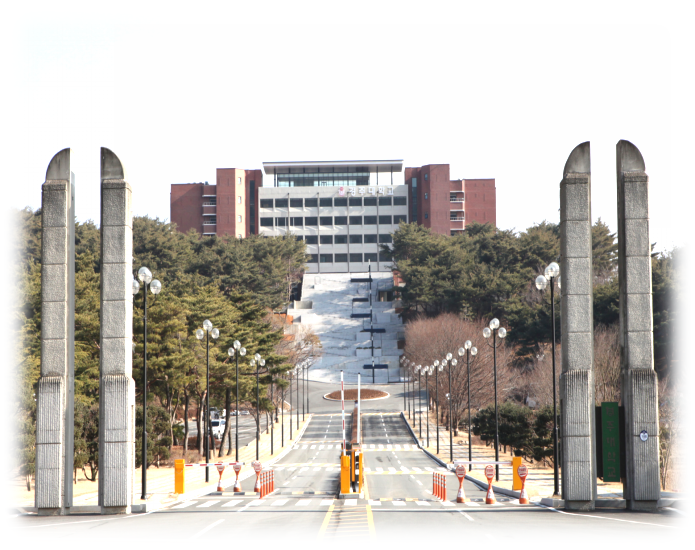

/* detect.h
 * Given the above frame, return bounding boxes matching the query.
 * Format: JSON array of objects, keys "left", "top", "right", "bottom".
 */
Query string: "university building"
[{"left": 170, "top": 160, "right": 496, "bottom": 273}]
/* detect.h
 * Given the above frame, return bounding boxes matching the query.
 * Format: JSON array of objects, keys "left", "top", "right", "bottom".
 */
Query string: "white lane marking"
[
  {"left": 222, "top": 500, "right": 242, "bottom": 507},
  {"left": 415, "top": 501, "right": 430, "bottom": 506},
  {"left": 310, "top": 445, "right": 316, "bottom": 449},
  {"left": 313, "top": 467, "right": 321, "bottom": 471},
  {"left": 295, "top": 500, "right": 310, "bottom": 506},
  {"left": 387, "top": 445, "right": 392, "bottom": 450},
  {"left": 388, "top": 467, "right": 397, "bottom": 473},
  {"left": 535, "top": 503, "right": 672, "bottom": 527},
  {"left": 196, "top": 500, "right": 220, "bottom": 508},
  {"left": 300, "top": 467, "right": 309, "bottom": 472},
  {"left": 364, "top": 467, "right": 371, "bottom": 472},
  {"left": 302, "top": 445, "right": 308, "bottom": 449},
  {"left": 189, "top": 519, "right": 224, "bottom": 539},
  {"left": 395, "top": 445, "right": 402, "bottom": 450},
  {"left": 370, "top": 444, "right": 375, "bottom": 449},
  {"left": 416, "top": 480, "right": 423, "bottom": 486},
  {"left": 398, "top": 461, "right": 402, "bottom": 465},
  {"left": 271, "top": 499, "right": 289, "bottom": 507},
  {"left": 326, "top": 467, "right": 334, "bottom": 472},
  {"left": 459, "top": 511, "right": 474, "bottom": 521},
  {"left": 293, "top": 446, "right": 299, "bottom": 450},
  {"left": 369, "top": 500, "right": 382, "bottom": 506},
  {"left": 172, "top": 501, "right": 197, "bottom": 509},
  {"left": 320, "top": 500, "right": 334, "bottom": 506},
  {"left": 344, "top": 499, "right": 357, "bottom": 506},
  {"left": 319, "top": 445, "right": 325, "bottom": 450},
  {"left": 392, "top": 501, "right": 406, "bottom": 506},
  {"left": 464, "top": 502, "right": 480, "bottom": 507},
  {"left": 425, "top": 467, "right": 434, "bottom": 472},
  {"left": 442, "top": 501, "right": 454, "bottom": 507},
  {"left": 248, "top": 500, "right": 264, "bottom": 506},
  {"left": 376, "top": 467, "right": 383, "bottom": 473}
]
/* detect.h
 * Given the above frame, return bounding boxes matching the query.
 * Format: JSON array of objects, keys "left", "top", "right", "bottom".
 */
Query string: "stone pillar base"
[
  {"left": 101, "top": 506, "right": 131, "bottom": 515},
  {"left": 627, "top": 500, "right": 658, "bottom": 512},
  {"left": 37, "top": 507, "right": 68, "bottom": 516},
  {"left": 565, "top": 500, "right": 595, "bottom": 511}
]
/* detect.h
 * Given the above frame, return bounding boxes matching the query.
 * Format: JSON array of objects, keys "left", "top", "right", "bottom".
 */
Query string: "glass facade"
[{"left": 276, "top": 171, "right": 370, "bottom": 188}]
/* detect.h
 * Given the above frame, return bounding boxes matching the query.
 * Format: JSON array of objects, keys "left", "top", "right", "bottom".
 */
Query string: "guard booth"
[{"left": 340, "top": 401, "right": 364, "bottom": 496}]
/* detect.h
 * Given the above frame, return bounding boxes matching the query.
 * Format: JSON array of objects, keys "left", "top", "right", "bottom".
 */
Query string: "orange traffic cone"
[
  {"left": 485, "top": 483, "right": 496, "bottom": 505},
  {"left": 216, "top": 464, "right": 225, "bottom": 492}
]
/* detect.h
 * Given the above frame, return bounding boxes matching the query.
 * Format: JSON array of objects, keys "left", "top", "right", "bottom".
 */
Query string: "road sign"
[
  {"left": 216, "top": 464, "right": 225, "bottom": 474},
  {"left": 517, "top": 464, "right": 528, "bottom": 478},
  {"left": 484, "top": 465, "right": 494, "bottom": 481},
  {"left": 456, "top": 465, "right": 466, "bottom": 479},
  {"left": 233, "top": 463, "right": 242, "bottom": 474},
  {"left": 252, "top": 461, "right": 262, "bottom": 473}
]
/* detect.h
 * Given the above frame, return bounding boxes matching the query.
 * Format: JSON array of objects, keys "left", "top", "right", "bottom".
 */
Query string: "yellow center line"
[{"left": 317, "top": 503, "right": 335, "bottom": 538}]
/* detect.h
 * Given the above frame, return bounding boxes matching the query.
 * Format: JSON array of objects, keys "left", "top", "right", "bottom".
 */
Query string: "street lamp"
[
  {"left": 227, "top": 341, "right": 245, "bottom": 462},
  {"left": 536, "top": 261, "right": 561, "bottom": 497},
  {"left": 252, "top": 352, "right": 263, "bottom": 460},
  {"left": 483, "top": 318, "right": 507, "bottom": 481},
  {"left": 435, "top": 360, "right": 444, "bottom": 454},
  {"left": 415, "top": 365, "right": 422, "bottom": 439},
  {"left": 196, "top": 319, "right": 219, "bottom": 482},
  {"left": 458, "top": 341, "right": 477, "bottom": 470},
  {"left": 132, "top": 267, "right": 161, "bottom": 500},
  {"left": 424, "top": 366, "right": 433, "bottom": 448}
]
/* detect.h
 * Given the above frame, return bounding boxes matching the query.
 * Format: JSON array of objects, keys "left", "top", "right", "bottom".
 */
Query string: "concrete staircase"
[{"left": 287, "top": 272, "right": 404, "bottom": 384}]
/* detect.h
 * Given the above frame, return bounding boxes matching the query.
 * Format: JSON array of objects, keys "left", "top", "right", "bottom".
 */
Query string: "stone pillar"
[
  {"left": 98, "top": 148, "right": 135, "bottom": 514},
  {"left": 559, "top": 142, "right": 597, "bottom": 510},
  {"left": 36, "top": 149, "right": 75, "bottom": 515},
  {"left": 617, "top": 140, "right": 660, "bottom": 511}
]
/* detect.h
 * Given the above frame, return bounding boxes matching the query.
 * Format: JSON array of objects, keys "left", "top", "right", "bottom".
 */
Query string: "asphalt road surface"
[{"left": 13, "top": 381, "right": 683, "bottom": 544}]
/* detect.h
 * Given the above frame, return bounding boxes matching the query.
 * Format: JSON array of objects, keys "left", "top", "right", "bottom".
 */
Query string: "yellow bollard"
[
  {"left": 175, "top": 459, "right": 185, "bottom": 494},
  {"left": 512, "top": 457, "right": 522, "bottom": 490},
  {"left": 340, "top": 455, "right": 351, "bottom": 494}
]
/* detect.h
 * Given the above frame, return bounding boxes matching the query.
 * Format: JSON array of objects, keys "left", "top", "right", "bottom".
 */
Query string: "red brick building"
[
  {"left": 170, "top": 168, "right": 262, "bottom": 237},
  {"left": 405, "top": 164, "right": 495, "bottom": 235}
]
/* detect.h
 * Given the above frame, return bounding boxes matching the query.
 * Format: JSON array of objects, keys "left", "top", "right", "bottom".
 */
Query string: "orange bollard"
[
  {"left": 455, "top": 464, "right": 469, "bottom": 503},
  {"left": 232, "top": 463, "right": 242, "bottom": 492},
  {"left": 518, "top": 463, "right": 529, "bottom": 504},
  {"left": 484, "top": 465, "right": 496, "bottom": 504},
  {"left": 271, "top": 470, "right": 275, "bottom": 492},
  {"left": 442, "top": 474, "right": 446, "bottom": 501},
  {"left": 216, "top": 464, "right": 225, "bottom": 492}
]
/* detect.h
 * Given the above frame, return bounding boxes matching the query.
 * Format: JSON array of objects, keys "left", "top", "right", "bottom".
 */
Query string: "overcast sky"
[{"left": 4, "top": 2, "right": 692, "bottom": 255}]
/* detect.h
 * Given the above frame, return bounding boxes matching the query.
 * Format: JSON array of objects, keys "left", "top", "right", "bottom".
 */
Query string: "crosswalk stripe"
[
  {"left": 172, "top": 501, "right": 196, "bottom": 509},
  {"left": 442, "top": 501, "right": 454, "bottom": 507},
  {"left": 344, "top": 499, "right": 357, "bottom": 506},
  {"left": 295, "top": 500, "right": 310, "bottom": 506},
  {"left": 392, "top": 501, "right": 406, "bottom": 506},
  {"left": 320, "top": 499, "right": 334, "bottom": 506},
  {"left": 310, "top": 445, "right": 316, "bottom": 449},
  {"left": 368, "top": 500, "right": 381, "bottom": 505},
  {"left": 221, "top": 500, "right": 242, "bottom": 507},
  {"left": 415, "top": 501, "right": 430, "bottom": 506},
  {"left": 464, "top": 502, "right": 480, "bottom": 507},
  {"left": 313, "top": 467, "right": 321, "bottom": 471},
  {"left": 248, "top": 500, "right": 264, "bottom": 506},
  {"left": 196, "top": 500, "right": 220, "bottom": 508},
  {"left": 302, "top": 445, "right": 308, "bottom": 449},
  {"left": 271, "top": 499, "right": 289, "bottom": 507}
]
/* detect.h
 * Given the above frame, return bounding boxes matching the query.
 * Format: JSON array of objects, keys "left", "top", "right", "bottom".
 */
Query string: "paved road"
[{"left": 12, "top": 383, "right": 682, "bottom": 543}]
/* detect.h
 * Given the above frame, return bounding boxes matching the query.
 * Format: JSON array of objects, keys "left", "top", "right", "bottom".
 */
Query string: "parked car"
[
  {"left": 211, "top": 419, "right": 226, "bottom": 439},
  {"left": 209, "top": 407, "right": 220, "bottom": 420},
  {"left": 240, "top": 410, "right": 250, "bottom": 415}
]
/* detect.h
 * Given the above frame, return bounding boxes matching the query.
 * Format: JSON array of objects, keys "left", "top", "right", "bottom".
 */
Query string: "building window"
[
  {"left": 203, "top": 216, "right": 217, "bottom": 225},
  {"left": 394, "top": 196, "right": 407, "bottom": 206},
  {"left": 203, "top": 197, "right": 217, "bottom": 206},
  {"left": 334, "top": 216, "right": 347, "bottom": 225},
  {"left": 379, "top": 215, "right": 392, "bottom": 225},
  {"left": 305, "top": 217, "right": 318, "bottom": 226},
  {"left": 334, "top": 197, "right": 348, "bottom": 207},
  {"left": 364, "top": 253, "right": 378, "bottom": 263},
  {"left": 335, "top": 253, "right": 348, "bottom": 263},
  {"left": 349, "top": 235, "right": 363, "bottom": 244},
  {"left": 275, "top": 198, "right": 288, "bottom": 208},
  {"left": 349, "top": 197, "right": 362, "bottom": 207},
  {"left": 237, "top": 215, "right": 242, "bottom": 223},
  {"left": 450, "top": 193, "right": 457, "bottom": 202},
  {"left": 379, "top": 234, "right": 393, "bottom": 243},
  {"left": 349, "top": 216, "right": 362, "bottom": 225},
  {"left": 305, "top": 235, "right": 318, "bottom": 244},
  {"left": 305, "top": 198, "right": 318, "bottom": 207},
  {"left": 424, "top": 174, "right": 428, "bottom": 181},
  {"left": 319, "top": 216, "right": 333, "bottom": 226},
  {"left": 350, "top": 253, "right": 363, "bottom": 263},
  {"left": 424, "top": 193, "right": 428, "bottom": 200},
  {"left": 275, "top": 217, "right": 286, "bottom": 227},
  {"left": 320, "top": 198, "right": 333, "bottom": 207},
  {"left": 425, "top": 212, "right": 428, "bottom": 219},
  {"left": 260, "top": 199, "right": 273, "bottom": 208},
  {"left": 320, "top": 235, "right": 333, "bottom": 245},
  {"left": 335, "top": 235, "right": 347, "bottom": 244},
  {"left": 394, "top": 214, "right": 407, "bottom": 224},
  {"left": 364, "top": 197, "right": 377, "bottom": 206},
  {"left": 291, "top": 217, "right": 303, "bottom": 227},
  {"left": 238, "top": 196, "right": 242, "bottom": 204},
  {"left": 307, "top": 254, "right": 318, "bottom": 263},
  {"left": 364, "top": 234, "right": 378, "bottom": 244},
  {"left": 378, "top": 197, "right": 392, "bottom": 206},
  {"left": 461, "top": 192, "right": 465, "bottom": 201},
  {"left": 237, "top": 177, "right": 242, "bottom": 185},
  {"left": 296, "top": 235, "right": 304, "bottom": 241},
  {"left": 364, "top": 216, "right": 377, "bottom": 225},
  {"left": 320, "top": 254, "right": 333, "bottom": 263},
  {"left": 260, "top": 217, "right": 273, "bottom": 227},
  {"left": 290, "top": 198, "right": 303, "bottom": 207}
]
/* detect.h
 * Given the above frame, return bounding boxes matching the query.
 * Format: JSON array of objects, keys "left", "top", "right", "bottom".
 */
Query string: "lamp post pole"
[
  {"left": 448, "top": 358, "right": 453, "bottom": 463},
  {"left": 457, "top": 342, "right": 477, "bottom": 471},
  {"left": 252, "top": 353, "right": 262, "bottom": 461},
  {"left": 483, "top": 319, "right": 507, "bottom": 482},
  {"left": 196, "top": 320, "right": 219, "bottom": 482},
  {"left": 228, "top": 342, "right": 244, "bottom": 463},
  {"left": 418, "top": 366, "right": 423, "bottom": 439},
  {"left": 133, "top": 268, "right": 161, "bottom": 500},
  {"left": 425, "top": 367, "right": 430, "bottom": 448},
  {"left": 536, "top": 262, "right": 561, "bottom": 497},
  {"left": 434, "top": 360, "right": 443, "bottom": 455},
  {"left": 289, "top": 371, "right": 293, "bottom": 439}
]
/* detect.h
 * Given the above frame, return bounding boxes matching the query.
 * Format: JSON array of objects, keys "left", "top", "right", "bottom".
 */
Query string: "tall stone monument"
[
  {"left": 36, "top": 149, "right": 75, "bottom": 515},
  {"left": 559, "top": 142, "right": 597, "bottom": 510},
  {"left": 616, "top": 140, "right": 660, "bottom": 511},
  {"left": 98, "top": 148, "right": 136, "bottom": 514}
]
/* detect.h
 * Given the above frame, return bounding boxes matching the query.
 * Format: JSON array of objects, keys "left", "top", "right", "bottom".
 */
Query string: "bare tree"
[
  {"left": 593, "top": 324, "right": 621, "bottom": 404},
  {"left": 658, "top": 376, "right": 680, "bottom": 490},
  {"left": 404, "top": 314, "right": 519, "bottom": 436}
]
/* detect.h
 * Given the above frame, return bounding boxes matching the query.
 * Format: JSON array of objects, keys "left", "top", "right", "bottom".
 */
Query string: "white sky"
[{"left": 3, "top": 2, "right": 692, "bottom": 254}]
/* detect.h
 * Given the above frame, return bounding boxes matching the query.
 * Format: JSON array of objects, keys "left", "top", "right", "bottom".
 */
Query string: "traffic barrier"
[
  {"left": 175, "top": 460, "right": 244, "bottom": 494},
  {"left": 259, "top": 469, "right": 275, "bottom": 498},
  {"left": 454, "top": 464, "right": 468, "bottom": 503},
  {"left": 484, "top": 465, "right": 496, "bottom": 504},
  {"left": 233, "top": 462, "right": 243, "bottom": 492},
  {"left": 517, "top": 463, "right": 529, "bottom": 504},
  {"left": 432, "top": 472, "right": 446, "bottom": 500}
]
